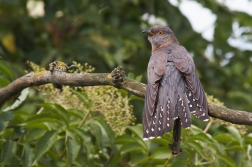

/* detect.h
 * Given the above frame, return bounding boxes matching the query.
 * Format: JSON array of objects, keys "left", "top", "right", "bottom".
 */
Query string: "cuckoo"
[{"left": 142, "top": 25, "right": 209, "bottom": 140}]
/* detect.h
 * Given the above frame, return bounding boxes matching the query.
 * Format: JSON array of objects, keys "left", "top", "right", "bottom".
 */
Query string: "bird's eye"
[{"left": 157, "top": 31, "right": 164, "bottom": 35}]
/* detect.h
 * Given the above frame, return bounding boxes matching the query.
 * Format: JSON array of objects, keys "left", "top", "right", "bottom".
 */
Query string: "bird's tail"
[{"left": 143, "top": 93, "right": 192, "bottom": 140}]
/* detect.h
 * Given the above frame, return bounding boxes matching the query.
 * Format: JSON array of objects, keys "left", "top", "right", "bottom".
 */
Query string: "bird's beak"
[{"left": 142, "top": 30, "right": 152, "bottom": 35}]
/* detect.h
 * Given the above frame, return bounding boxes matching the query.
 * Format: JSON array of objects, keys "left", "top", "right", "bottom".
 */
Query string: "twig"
[
  {"left": 163, "top": 154, "right": 173, "bottom": 167},
  {"left": 203, "top": 121, "right": 212, "bottom": 133},
  {"left": 103, "top": 153, "right": 114, "bottom": 167}
]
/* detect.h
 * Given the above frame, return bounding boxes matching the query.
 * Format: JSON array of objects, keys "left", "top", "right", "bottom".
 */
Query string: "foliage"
[{"left": 1, "top": 0, "right": 252, "bottom": 166}]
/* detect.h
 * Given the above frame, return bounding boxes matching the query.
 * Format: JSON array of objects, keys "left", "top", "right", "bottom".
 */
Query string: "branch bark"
[{"left": 0, "top": 67, "right": 252, "bottom": 126}]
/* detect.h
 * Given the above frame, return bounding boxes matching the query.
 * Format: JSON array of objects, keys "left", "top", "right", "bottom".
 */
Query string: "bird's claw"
[
  {"left": 49, "top": 61, "right": 75, "bottom": 74},
  {"left": 48, "top": 61, "right": 75, "bottom": 92}
]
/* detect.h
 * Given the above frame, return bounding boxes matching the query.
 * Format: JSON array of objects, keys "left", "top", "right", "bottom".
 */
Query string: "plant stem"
[
  {"left": 163, "top": 154, "right": 173, "bottom": 167},
  {"left": 78, "top": 109, "right": 91, "bottom": 128},
  {"left": 36, "top": 107, "right": 44, "bottom": 114},
  {"left": 203, "top": 121, "right": 212, "bottom": 133},
  {"left": 104, "top": 153, "right": 114, "bottom": 167}
]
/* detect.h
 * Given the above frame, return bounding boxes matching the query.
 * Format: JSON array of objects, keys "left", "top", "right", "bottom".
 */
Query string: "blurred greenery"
[{"left": 1, "top": 0, "right": 252, "bottom": 166}]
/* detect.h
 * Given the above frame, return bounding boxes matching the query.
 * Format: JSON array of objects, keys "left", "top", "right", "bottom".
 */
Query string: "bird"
[{"left": 142, "top": 25, "right": 209, "bottom": 140}]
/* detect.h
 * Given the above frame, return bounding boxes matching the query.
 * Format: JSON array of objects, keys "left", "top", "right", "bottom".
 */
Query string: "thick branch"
[
  {"left": 208, "top": 104, "right": 252, "bottom": 125},
  {"left": 0, "top": 68, "right": 252, "bottom": 126}
]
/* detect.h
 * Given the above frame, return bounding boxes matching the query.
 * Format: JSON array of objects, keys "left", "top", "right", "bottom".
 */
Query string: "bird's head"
[{"left": 142, "top": 25, "right": 178, "bottom": 52}]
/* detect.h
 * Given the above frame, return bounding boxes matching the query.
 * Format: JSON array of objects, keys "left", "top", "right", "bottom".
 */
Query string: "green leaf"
[
  {"left": 93, "top": 116, "right": 115, "bottom": 142},
  {"left": 23, "top": 113, "right": 62, "bottom": 127},
  {"left": 74, "top": 128, "right": 91, "bottom": 142},
  {"left": 0, "top": 121, "right": 6, "bottom": 132},
  {"left": 25, "top": 128, "right": 47, "bottom": 143},
  {"left": 189, "top": 132, "right": 213, "bottom": 144},
  {"left": 1, "top": 140, "right": 15, "bottom": 164},
  {"left": 127, "top": 72, "right": 135, "bottom": 79},
  {"left": 33, "top": 130, "right": 58, "bottom": 165},
  {"left": 186, "top": 141, "right": 206, "bottom": 159},
  {"left": 181, "top": 147, "right": 193, "bottom": 160},
  {"left": 120, "top": 143, "right": 146, "bottom": 155},
  {"left": 127, "top": 124, "right": 143, "bottom": 139},
  {"left": 66, "top": 130, "right": 81, "bottom": 167},
  {"left": 129, "top": 94, "right": 144, "bottom": 101},
  {"left": 87, "top": 116, "right": 115, "bottom": 150},
  {"left": 151, "top": 136, "right": 171, "bottom": 146},
  {"left": 73, "top": 128, "right": 93, "bottom": 156},
  {"left": 111, "top": 151, "right": 122, "bottom": 165},
  {"left": 170, "top": 159, "right": 189, "bottom": 167},
  {"left": 23, "top": 145, "right": 33, "bottom": 167},
  {"left": 24, "top": 122, "right": 49, "bottom": 130},
  {"left": 212, "top": 140, "right": 225, "bottom": 155},
  {"left": 226, "top": 126, "right": 242, "bottom": 142},
  {"left": 214, "top": 133, "right": 234, "bottom": 143},
  {"left": 114, "top": 134, "right": 137, "bottom": 144},
  {"left": 72, "top": 91, "right": 90, "bottom": 107},
  {"left": 0, "top": 60, "right": 13, "bottom": 80},
  {"left": 225, "top": 140, "right": 243, "bottom": 152},
  {"left": 88, "top": 123, "right": 103, "bottom": 148},
  {"left": 189, "top": 125, "right": 204, "bottom": 134},
  {"left": 39, "top": 103, "right": 70, "bottom": 126},
  {"left": 245, "top": 136, "right": 252, "bottom": 145},
  {"left": 130, "top": 152, "right": 149, "bottom": 166},
  {"left": 0, "top": 111, "right": 14, "bottom": 121},
  {"left": 150, "top": 147, "right": 171, "bottom": 159},
  {"left": 3, "top": 88, "right": 29, "bottom": 112},
  {"left": 219, "top": 154, "right": 237, "bottom": 167},
  {"left": 67, "top": 109, "right": 84, "bottom": 119},
  {"left": 0, "top": 76, "right": 10, "bottom": 87},
  {"left": 127, "top": 124, "right": 147, "bottom": 148},
  {"left": 135, "top": 75, "right": 142, "bottom": 82},
  {"left": 225, "top": 145, "right": 243, "bottom": 152},
  {"left": 0, "top": 111, "right": 14, "bottom": 131}
]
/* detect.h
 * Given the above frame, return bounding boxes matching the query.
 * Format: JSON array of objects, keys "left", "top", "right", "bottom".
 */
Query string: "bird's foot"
[
  {"left": 48, "top": 61, "right": 75, "bottom": 92},
  {"left": 49, "top": 61, "right": 75, "bottom": 74}
]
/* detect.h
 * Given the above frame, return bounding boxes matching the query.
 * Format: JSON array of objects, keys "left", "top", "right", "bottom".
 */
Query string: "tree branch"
[{"left": 0, "top": 67, "right": 252, "bottom": 126}]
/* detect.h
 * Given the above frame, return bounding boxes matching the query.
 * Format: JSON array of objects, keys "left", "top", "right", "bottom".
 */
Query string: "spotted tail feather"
[{"left": 186, "top": 90, "right": 209, "bottom": 121}]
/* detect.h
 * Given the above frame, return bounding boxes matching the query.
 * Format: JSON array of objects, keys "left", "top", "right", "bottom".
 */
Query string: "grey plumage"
[{"left": 142, "top": 25, "right": 209, "bottom": 140}]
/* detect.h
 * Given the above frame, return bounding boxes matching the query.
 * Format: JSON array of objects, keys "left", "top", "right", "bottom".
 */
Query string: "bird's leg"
[
  {"left": 48, "top": 61, "right": 75, "bottom": 91},
  {"left": 111, "top": 66, "right": 126, "bottom": 85},
  {"left": 169, "top": 118, "right": 182, "bottom": 155}
]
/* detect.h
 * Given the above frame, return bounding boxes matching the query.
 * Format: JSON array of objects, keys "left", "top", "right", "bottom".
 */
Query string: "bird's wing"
[
  {"left": 172, "top": 45, "right": 209, "bottom": 121},
  {"left": 143, "top": 51, "right": 167, "bottom": 140}
]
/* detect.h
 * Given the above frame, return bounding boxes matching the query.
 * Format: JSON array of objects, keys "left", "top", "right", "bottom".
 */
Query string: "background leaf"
[
  {"left": 33, "top": 130, "right": 58, "bottom": 165},
  {"left": 39, "top": 103, "right": 70, "bottom": 126}
]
